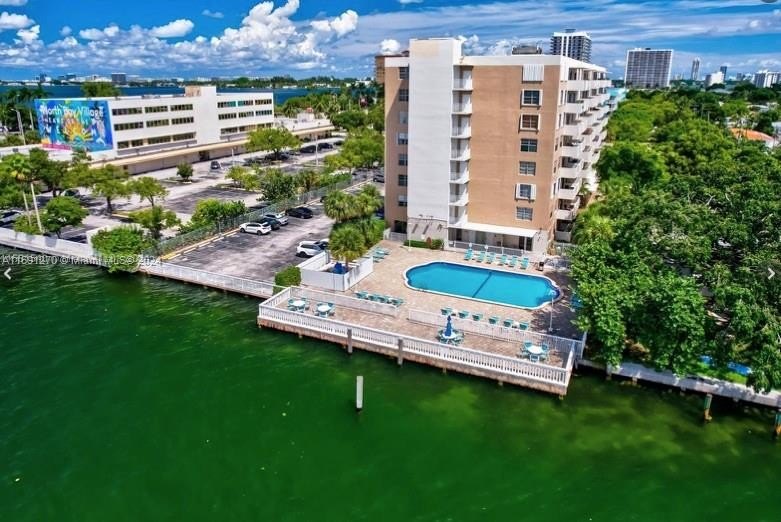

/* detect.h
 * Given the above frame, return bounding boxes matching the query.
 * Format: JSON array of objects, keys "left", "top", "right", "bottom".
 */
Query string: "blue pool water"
[{"left": 404, "top": 262, "right": 560, "bottom": 308}]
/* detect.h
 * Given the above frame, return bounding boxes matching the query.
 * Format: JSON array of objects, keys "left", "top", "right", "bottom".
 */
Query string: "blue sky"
[{"left": 0, "top": 0, "right": 779, "bottom": 79}]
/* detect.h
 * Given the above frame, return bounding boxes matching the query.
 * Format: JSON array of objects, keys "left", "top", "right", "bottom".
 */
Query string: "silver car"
[
  {"left": 239, "top": 222, "right": 272, "bottom": 235},
  {"left": 264, "top": 212, "right": 288, "bottom": 225},
  {"left": 0, "top": 210, "right": 23, "bottom": 225}
]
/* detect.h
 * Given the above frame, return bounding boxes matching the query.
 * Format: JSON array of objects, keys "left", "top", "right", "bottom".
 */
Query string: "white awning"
[{"left": 454, "top": 221, "right": 540, "bottom": 238}]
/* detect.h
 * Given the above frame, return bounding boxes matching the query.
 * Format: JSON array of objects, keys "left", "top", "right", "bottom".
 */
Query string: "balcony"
[
  {"left": 451, "top": 126, "right": 472, "bottom": 139},
  {"left": 449, "top": 192, "right": 469, "bottom": 206},
  {"left": 449, "top": 212, "right": 468, "bottom": 227},
  {"left": 450, "top": 168, "right": 470, "bottom": 184},
  {"left": 453, "top": 103, "right": 473, "bottom": 115},
  {"left": 555, "top": 224, "right": 573, "bottom": 243},
  {"left": 558, "top": 178, "right": 582, "bottom": 200},
  {"left": 564, "top": 101, "right": 584, "bottom": 113},
  {"left": 560, "top": 144, "right": 581, "bottom": 157},
  {"left": 453, "top": 79, "right": 473, "bottom": 91},
  {"left": 555, "top": 198, "right": 581, "bottom": 221},
  {"left": 450, "top": 148, "right": 471, "bottom": 161},
  {"left": 563, "top": 121, "right": 585, "bottom": 137}
]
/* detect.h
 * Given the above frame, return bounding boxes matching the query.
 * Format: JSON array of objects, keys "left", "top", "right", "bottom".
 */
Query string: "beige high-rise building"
[{"left": 382, "top": 38, "right": 611, "bottom": 252}]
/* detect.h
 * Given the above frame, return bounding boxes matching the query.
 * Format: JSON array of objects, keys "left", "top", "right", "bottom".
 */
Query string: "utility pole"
[{"left": 12, "top": 109, "right": 26, "bottom": 145}]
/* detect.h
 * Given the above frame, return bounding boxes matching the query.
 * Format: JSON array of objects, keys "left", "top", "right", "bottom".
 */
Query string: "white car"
[
  {"left": 0, "top": 209, "right": 23, "bottom": 225},
  {"left": 297, "top": 241, "right": 325, "bottom": 257},
  {"left": 239, "top": 222, "right": 272, "bottom": 235},
  {"left": 264, "top": 212, "right": 288, "bottom": 225}
]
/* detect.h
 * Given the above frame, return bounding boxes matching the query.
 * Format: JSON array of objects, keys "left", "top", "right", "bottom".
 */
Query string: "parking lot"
[
  {"left": 167, "top": 203, "right": 334, "bottom": 280},
  {"left": 164, "top": 186, "right": 256, "bottom": 215}
]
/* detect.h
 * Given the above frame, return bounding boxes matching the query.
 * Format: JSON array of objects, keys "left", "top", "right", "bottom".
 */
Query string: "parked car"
[
  {"left": 0, "top": 209, "right": 23, "bottom": 225},
  {"left": 62, "top": 188, "right": 82, "bottom": 198},
  {"left": 318, "top": 142, "right": 333, "bottom": 150},
  {"left": 315, "top": 239, "right": 329, "bottom": 250},
  {"left": 297, "top": 241, "right": 325, "bottom": 257},
  {"left": 264, "top": 212, "right": 288, "bottom": 225},
  {"left": 372, "top": 172, "right": 385, "bottom": 183},
  {"left": 209, "top": 160, "right": 222, "bottom": 171},
  {"left": 287, "top": 206, "right": 313, "bottom": 219},
  {"left": 374, "top": 207, "right": 385, "bottom": 219},
  {"left": 239, "top": 222, "right": 272, "bottom": 235},
  {"left": 300, "top": 145, "right": 316, "bottom": 154},
  {"left": 260, "top": 217, "right": 281, "bottom": 230}
]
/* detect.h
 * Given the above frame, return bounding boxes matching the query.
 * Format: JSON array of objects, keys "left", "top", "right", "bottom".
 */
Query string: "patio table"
[
  {"left": 290, "top": 299, "right": 306, "bottom": 311},
  {"left": 316, "top": 304, "right": 332, "bottom": 316}
]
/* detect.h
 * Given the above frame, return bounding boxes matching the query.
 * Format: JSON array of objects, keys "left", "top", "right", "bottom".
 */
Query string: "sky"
[{"left": 0, "top": 0, "right": 779, "bottom": 80}]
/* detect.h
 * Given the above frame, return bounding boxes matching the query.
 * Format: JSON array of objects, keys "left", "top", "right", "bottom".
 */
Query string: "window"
[
  {"left": 398, "top": 174, "right": 408, "bottom": 187},
  {"left": 218, "top": 113, "right": 238, "bottom": 120},
  {"left": 237, "top": 100, "right": 254, "bottom": 107},
  {"left": 144, "top": 105, "right": 168, "bottom": 113},
  {"left": 217, "top": 101, "right": 237, "bottom": 108},
  {"left": 114, "top": 122, "right": 143, "bottom": 131},
  {"left": 515, "top": 183, "right": 537, "bottom": 201},
  {"left": 117, "top": 141, "right": 130, "bottom": 149},
  {"left": 398, "top": 195, "right": 408, "bottom": 207},
  {"left": 255, "top": 110, "right": 273, "bottom": 117},
  {"left": 399, "top": 111, "right": 408, "bottom": 125},
  {"left": 398, "top": 89, "right": 409, "bottom": 102},
  {"left": 398, "top": 153, "right": 408, "bottom": 166},
  {"left": 520, "top": 138, "right": 538, "bottom": 152},
  {"left": 255, "top": 98, "right": 272, "bottom": 105},
  {"left": 170, "top": 104, "right": 193, "bottom": 112},
  {"left": 520, "top": 114, "right": 539, "bottom": 131},
  {"left": 146, "top": 119, "right": 169, "bottom": 128},
  {"left": 221, "top": 127, "right": 238, "bottom": 135},
  {"left": 515, "top": 207, "right": 534, "bottom": 221},
  {"left": 397, "top": 132, "right": 408, "bottom": 145},
  {"left": 171, "top": 117, "right": 194, "bottom": 125},
  {"left": 111, "top": 107, "right": 142, "bottom": 116},
  {"left": 399, "top": 67, "right": 409, "bottom": 80},
  {"left": 147, "top": 135, "right": 171, "bottom": 145},
  {"left": 172, "top": 132, "right": 195, "bottom": 142},
  {"left": 519, "top": 161, "right": 536, "bottom": 176},
  {"left": 522, "top": 90, "right": 541, "bottom": 106},
  {"left": 130, "top": 139, "right": 144, "bottom": 147},
  {"left": 238, "top": 111, "right": 254, "bottom": 118}
]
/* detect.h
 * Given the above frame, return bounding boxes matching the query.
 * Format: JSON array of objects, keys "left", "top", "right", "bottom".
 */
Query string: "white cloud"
[
  {"left": 399, "top": 0, "right": 424, "bottom": 4},
  {"left": 79, "top": 25, "right": 119, "bottom": 41},
  {"left": 202, "top": 9, "right": 224, "bottom": 19},
  {"left": 60, "top": 25, "right": 71, "bottom": 36},
  {"left": 311, "top": 10, "right": 358, "bottom": 37},
  {"left": 0, "top": 11, "right": 33, "bottom": 30},
  {"left": 0, "top": 0, "right": 28, "bottom": 6},
  {"left": 15, "top": 23, "right": 38, "bottom": 44},
  {"left": 149, "top": 19, "right": 194, "bottom": 38},
  {"left": 380, "top": 38, "right": 401, "bottom": 54}
]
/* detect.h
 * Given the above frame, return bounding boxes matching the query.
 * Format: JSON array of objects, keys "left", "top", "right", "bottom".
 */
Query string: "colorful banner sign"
[{"left": 35, "top": 99, "right": 113, "bottom": 152}]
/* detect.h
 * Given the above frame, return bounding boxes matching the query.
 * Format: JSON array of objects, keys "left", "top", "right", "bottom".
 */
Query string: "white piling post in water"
[{"left": 356, "top": 376, "right": 364, "bottom": 412}]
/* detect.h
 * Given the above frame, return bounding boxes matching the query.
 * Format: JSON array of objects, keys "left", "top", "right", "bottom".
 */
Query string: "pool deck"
[{"left": 353, "top": 242, "right": 580, "bottom": 341}]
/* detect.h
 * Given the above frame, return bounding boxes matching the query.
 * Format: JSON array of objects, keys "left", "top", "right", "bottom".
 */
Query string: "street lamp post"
[{"left": 12, "top": 109, "right": 26, "bottom": 146}]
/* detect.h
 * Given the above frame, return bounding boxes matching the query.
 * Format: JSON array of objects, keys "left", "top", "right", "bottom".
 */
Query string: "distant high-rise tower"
[
  {"left": 625, "top": 48, "right": 673, "bottom": 88},
  {"left": 719, "top": 65, "right": 728, "bottom": 80},
  {"left": 550, "top": 29, "right": 592, "bottom": 63},
  {"left": 690, "top": 58, "right": 700, "bottom": 81}
]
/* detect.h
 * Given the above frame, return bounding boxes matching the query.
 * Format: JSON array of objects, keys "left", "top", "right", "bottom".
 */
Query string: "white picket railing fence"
[
  {"left": 407, "top": 308, "right": 582, "bottom": 359},
  {"left": 258, "top": 300, "right": 570, "bottom": 387},
  {"left": 142, "top": 262, "right": 276, "bottom": 298}
]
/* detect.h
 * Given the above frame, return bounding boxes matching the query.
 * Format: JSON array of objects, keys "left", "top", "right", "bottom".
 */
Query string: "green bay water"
[{"left": 1, "top": 256, "right": 779, "bottom": 521}]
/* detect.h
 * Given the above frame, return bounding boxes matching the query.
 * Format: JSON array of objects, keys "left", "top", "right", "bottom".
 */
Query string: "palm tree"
[
  {"left": 354, "top": 185, "right": 382, "bottom": 218},
  {"left": 329, "top": 224, "right": 367, "bottom": 266},
  {"left": 323, "top": 190, "right": 355, "bottom": 223},
  {"left": 572, "top": 212, "right": 614, "bottom": 244}
]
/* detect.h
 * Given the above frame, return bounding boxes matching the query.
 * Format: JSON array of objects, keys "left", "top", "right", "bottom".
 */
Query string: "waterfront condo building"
[
  {"left": 624, "top": 48, "right": 673, "bottom": 88},
  {"left": 381, "top": 38, "right": 611, "bottom": 252},
  {"left": 550, "top": 30, "right": 592, "bottom": 63}
]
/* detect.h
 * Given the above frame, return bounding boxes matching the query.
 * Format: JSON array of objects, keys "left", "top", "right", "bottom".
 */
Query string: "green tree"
[
  {"left": 595, "top": 141, "right": 667, "bottom": 191},
  {"left": 329, "top": 224, "right": 368, "bottom": 265},
  {"left": 323, "top": 190, "right": 355, "bottom": 223},
  {"left": 296, "top": 169, "right": 320, "bottom": 193},
  {"left": 327, "top": 129, "right": 384, "bottom": 171},
  {"left": 226, "top": 166, "right": 260, "bottom": 191},
  {"left": 91, "top": 165, "right": 130, "bottom": 214},
  {"left": 129, "top": 177, "right": 168, "bottom": 208},
  {"left": 129, "top": 206, "right": 179, "bottom": 240},
  {"left": 247, "top": 127, "right": 301, "bottom": 160},
  {"left": 330, "top": 110, "right": 368, "bottom": 131},
  {"left": 81, "top": 82, "right": 121, "bottom": 97},
  {"left": 91, "top": 226, "right": 152, "bottom": 273},
  {"left": 176, "top": 163, "right": 194, "bottom": 182},
  {"left": 182, "top": 199, "right": 247, "bottom": 231},
  {"left": 259, "top": 169, "right": 297, "bottom": 202},
  {"left": 40, "top": 196, "right": 88, "bottom": 238}
]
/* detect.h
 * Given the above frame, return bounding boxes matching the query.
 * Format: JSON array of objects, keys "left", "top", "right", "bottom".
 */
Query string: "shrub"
[
  {"left": 91, "top": 226, "right": 152, "bottom": 273},
  {"left": 274, "top": 265, "right": 301, "bottom": 292},
  {"left": 404, "top": 238, "right": 443, "bottom": 250}
]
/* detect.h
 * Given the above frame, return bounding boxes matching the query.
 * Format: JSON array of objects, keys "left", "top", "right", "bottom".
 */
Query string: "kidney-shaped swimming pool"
[{"left": 404, "top": 261, "right": 560, "bottom": 309}]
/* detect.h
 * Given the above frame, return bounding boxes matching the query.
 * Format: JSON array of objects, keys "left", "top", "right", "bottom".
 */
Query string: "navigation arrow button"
[{"left": 3, "top": 268, "right": 10, "bottom": 280}]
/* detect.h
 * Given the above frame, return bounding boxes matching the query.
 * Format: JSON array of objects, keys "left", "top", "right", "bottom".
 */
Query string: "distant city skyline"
[{"left": 0, "top": 0, "right": 779, "bottom": 80}]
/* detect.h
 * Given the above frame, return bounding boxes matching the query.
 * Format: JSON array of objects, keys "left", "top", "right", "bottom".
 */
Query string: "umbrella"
[{"left": 444, "top": 315, "right": 453, "bottom": 337}]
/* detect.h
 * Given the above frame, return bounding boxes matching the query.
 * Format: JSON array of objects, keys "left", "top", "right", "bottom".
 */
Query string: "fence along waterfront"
[{"left": 258, "top": 290, "right": 570, "bottom": 390}]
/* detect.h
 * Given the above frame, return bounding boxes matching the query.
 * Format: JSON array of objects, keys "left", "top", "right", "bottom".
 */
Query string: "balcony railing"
[
  {"left": 449, "top": 192, "right": 469, "bottom": 206},
  {"left": 449, "top": 169, "right": 470, "bottom": 183},
  {"left": 450, "top": 149, "right": 471, "bottom": 161},
  {"left": 453, "top": 79, "right": 473, "bottom": 90},
  {"left": 558, "top": 179, "right": 582, "bottom": 201},
  {"left": 451, "top": 127, "right": 472, "bottom": 138},
  {"left": 453, "top": 104, "right": 473, "bottom": 114}
]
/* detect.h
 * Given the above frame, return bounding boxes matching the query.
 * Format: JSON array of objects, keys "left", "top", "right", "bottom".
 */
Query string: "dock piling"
[
  {"left": 356, "top": 376, "right": 364, "bottom": 412},
  {"left": 703, "top": 393, "right": 713, "bottom": 422},
  {"left": 347, "top": 328, "right": 353, "bottom": 355},
  {"left": 774, "top": 409, "right": 781, "bottom": 439},
  {"left": 397, "top": 338, "right": 404, "bottom": 366}
]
